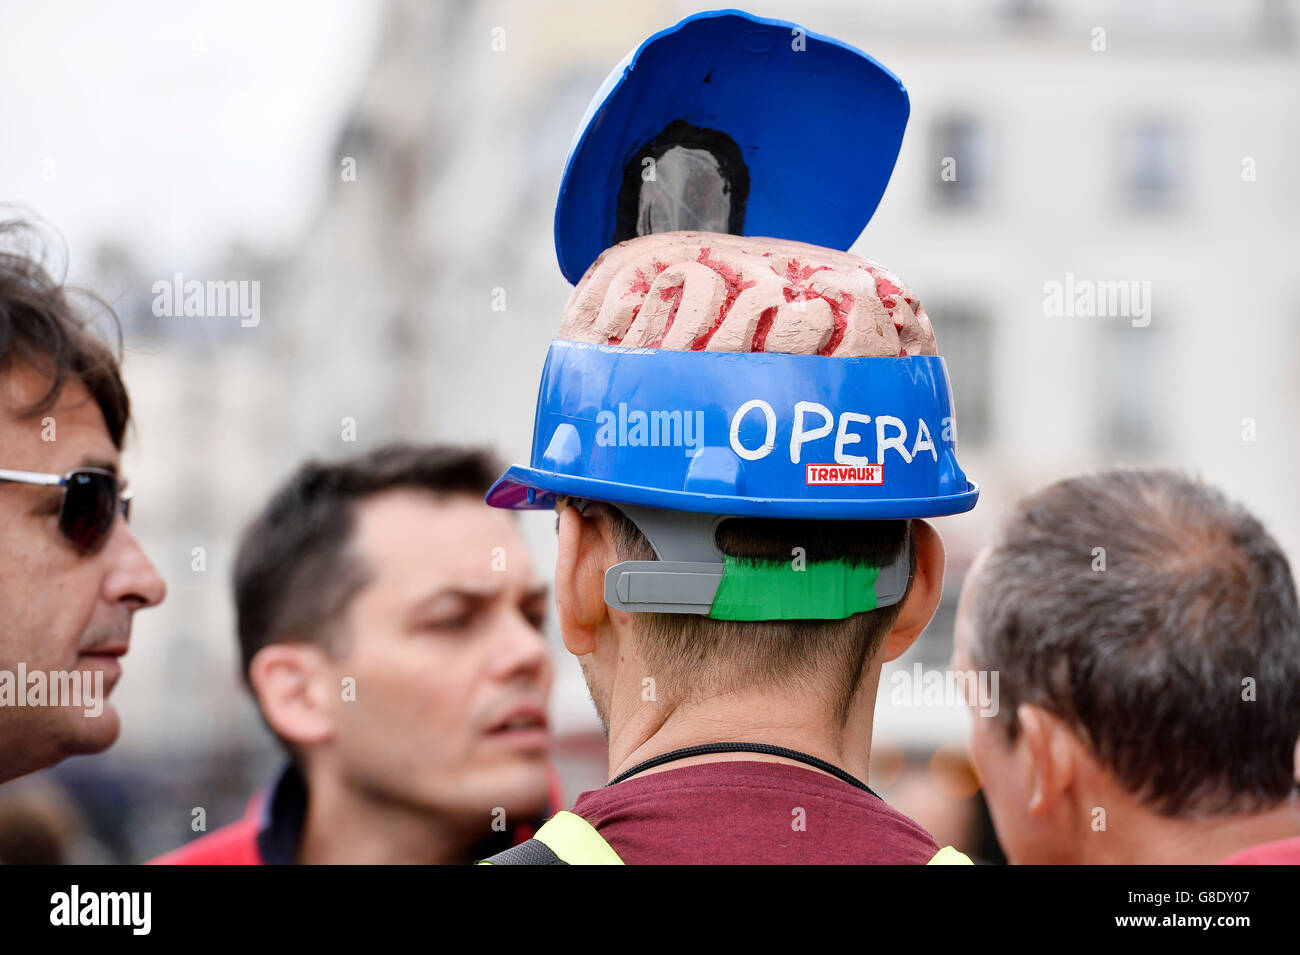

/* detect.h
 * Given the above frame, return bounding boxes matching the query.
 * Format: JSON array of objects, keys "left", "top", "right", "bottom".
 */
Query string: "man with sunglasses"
[{"left": 0, "top": 220, "right": 167, "bottom": 784}]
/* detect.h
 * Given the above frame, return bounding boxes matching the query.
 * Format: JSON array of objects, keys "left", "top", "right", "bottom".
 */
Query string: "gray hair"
[{"left": 970, "top": 468, "right": 1300, "bottom": 816}]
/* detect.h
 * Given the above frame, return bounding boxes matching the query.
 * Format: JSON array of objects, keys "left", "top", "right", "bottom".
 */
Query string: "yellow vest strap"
[
  {"left": 482, "top": 815, "right": 965, "bottom": 865},
  {"left": 927, "top": 845, "right": 974, "bottom": 865},
  {"left": 533, "top": 811, "right": 625, "bottom": 865}
]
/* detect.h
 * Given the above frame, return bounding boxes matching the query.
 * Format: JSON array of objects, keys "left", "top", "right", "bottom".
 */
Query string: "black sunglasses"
[{"left": 0, "top": 466, "right": 133, "bottom": 552}]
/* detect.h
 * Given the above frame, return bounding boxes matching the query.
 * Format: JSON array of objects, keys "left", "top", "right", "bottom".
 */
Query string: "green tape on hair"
[{"left": 707, "top": 555, "right": 880, "bottom": 622}]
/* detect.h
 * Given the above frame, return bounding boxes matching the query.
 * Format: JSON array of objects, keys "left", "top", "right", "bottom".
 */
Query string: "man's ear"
[
  {"left": 1017, "top": 704, "right": 1077, "bottom": 818},
  {"left": 555, "top": 505, "right": 614, "bottom": 657},
  {"left": 247, "top": 643, "right": 336, "bottom": 747},
  {"left": 881, "top": 519, "right": 945, "bottom": 662}
]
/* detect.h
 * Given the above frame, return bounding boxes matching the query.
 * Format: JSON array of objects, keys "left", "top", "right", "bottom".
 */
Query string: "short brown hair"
[
  {"left": 594, "top": 504, "right": 915, "bottom": 724},
  {"left": 233, "top": 443, "right": 505, "bottom": 678},
  {"left": 970, "top": 469, "right": 1300, "bottom": 815},
  {"left": 0, "top": 219, "right": 129, "bottom": 447}
]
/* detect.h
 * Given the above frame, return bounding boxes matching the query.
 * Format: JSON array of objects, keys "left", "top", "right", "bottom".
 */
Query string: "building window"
[
  {"left": 928, "top": 302, "right": 991, "bottom": 448},
  {"left": 1119, "top": 119, "right": 1184, "bottom": 213},
  {"left": 932, "top": 115, "right": 982, "bottom": 211},
  {"left": 1096, "top": 321, "right": 1162, "bottom": 452}
]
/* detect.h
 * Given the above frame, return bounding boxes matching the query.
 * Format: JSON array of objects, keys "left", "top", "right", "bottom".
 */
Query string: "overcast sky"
[{"left": 1, "top": 0, "right": 381, "bottom": 273}]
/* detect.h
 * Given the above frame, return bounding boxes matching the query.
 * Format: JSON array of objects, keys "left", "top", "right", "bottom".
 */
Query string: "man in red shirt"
[
  {"left": 952, "top": 470, "right": 1300, "bottom": 865},
  {"left": 153, "top": 444, "right": 556, "bottom": 864},
  {"left": 483, "top": 242, "right": 975, "bottom": 864},
  {"left": 481, "top": 10, "right": 976, "bottom": 865},
  {"left": 525, "top": 475, "right": 963, "bottom": 865}
]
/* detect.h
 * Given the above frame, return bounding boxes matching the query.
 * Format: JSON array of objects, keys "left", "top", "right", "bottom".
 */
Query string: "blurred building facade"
[{"left": 37, "top": 0, "right": 1298, "bottom": 858}]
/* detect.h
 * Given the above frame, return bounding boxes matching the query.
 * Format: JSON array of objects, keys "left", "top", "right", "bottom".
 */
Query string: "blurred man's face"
[
  {"left": 323, "top": 491, "right": 553, "bottom": 826},
  {"left": 951, "top": 550, "right": 1045, "bottom": 864},
  {"left": 0, "top": 364, "right": 167, "bottom": 780}
]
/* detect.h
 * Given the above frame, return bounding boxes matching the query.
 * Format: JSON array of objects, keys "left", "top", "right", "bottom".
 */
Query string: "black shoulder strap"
[
  {"left": 477, "top": 811, "right": 624, "bottom": 865},
  {"left": 479, "top": 838, "right": 568, "bottom": 865}
]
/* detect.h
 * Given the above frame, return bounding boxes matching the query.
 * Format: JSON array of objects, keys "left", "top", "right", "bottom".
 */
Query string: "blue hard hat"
[
  {"left": 487, "top": 340, "right": 977, "bottom": 519},
  {"left": 488, "top": 9, "right": 978, "bottom": 525},
  {"left": 554, "top": 8, "right": 910, "bottom": 285}
]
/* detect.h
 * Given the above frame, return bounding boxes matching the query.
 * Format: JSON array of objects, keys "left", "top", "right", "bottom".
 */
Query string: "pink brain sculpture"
[{"left": 559, "top": 231, "right": 936, "bottom": 358}]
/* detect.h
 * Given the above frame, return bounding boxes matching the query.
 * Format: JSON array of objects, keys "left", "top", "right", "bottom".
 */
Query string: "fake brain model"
[{"left": 559, "top": 231, "right": 937, "bottom": 358}]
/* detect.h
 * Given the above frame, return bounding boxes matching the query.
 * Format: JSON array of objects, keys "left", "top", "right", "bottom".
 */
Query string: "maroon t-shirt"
[{"left": 571, "top": 760, "right": 940, "bottom": 864}]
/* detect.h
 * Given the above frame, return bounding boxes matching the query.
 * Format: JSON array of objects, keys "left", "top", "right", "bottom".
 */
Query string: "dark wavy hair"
[{"left": 0, "top": 218, "right": 128, "bottom": 447}]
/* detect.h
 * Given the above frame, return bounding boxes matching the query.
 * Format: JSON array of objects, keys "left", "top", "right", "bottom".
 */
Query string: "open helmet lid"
[{"left": 554, "top": 8, "right": 910, "bottom": 284}]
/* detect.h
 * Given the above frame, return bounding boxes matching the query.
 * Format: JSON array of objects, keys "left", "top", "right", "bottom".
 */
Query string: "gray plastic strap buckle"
[
  {"left": 571, "top": 500, "right": 912, "bottom": 618},
  {"left": 576, "top": 501, "right": 727, "bottom": 615},
  {"left": 869, "top": 550, "right": 911, "bottom": 611},
  {"left": 608, "top": 561, "right": 724, "bottom": 614}
]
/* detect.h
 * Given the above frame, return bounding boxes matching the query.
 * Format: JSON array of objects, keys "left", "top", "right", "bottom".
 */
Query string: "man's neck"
[
  {"left": 604, "top": 675, "right": 881, "bottom": 786},
  {"left": 297, "top": 768, "right": 478, "bottom": 865},
  {"left": 1079, "top": 800, "right": 1300, "bottom": 864}
]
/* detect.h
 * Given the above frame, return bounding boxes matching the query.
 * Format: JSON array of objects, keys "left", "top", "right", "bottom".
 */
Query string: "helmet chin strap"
[{"left": 571, "top": 499, "right": 912, "bottom": 620}]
